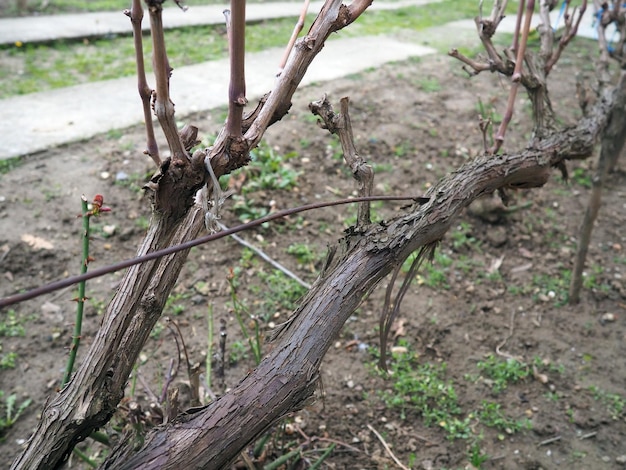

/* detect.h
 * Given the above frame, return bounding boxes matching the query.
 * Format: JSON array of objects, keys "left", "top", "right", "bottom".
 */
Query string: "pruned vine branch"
[{"left": 9, "top": 1, "right": 625, "bottom": 468}]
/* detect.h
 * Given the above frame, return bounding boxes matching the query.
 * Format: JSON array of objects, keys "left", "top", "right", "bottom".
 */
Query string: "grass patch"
[
  {"left": 0, "top": 1, "right": 515, "bottom": 98},
  {"left": 0, "top": 391, "right": 31, "bottom": 438},
  {"left": 0, "top": 156, "right": 24, "bottom": 175},
  {"left": 372, "top": 341, "right": 532, "bottom": 445}
]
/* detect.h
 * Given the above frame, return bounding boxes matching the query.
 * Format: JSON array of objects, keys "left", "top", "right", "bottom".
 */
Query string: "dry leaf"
[
  {"left": 21, "top": 234, "right": 54, "bottom": 250},
  {"left": 487, "top": 255, "right": 504, "bottom": 274},
  {"left": 391, "top": 318, "right": 407, "bottom": 339}
]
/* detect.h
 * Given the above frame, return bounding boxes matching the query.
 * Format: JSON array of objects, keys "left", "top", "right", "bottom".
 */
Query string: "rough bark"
[
  {"left": 10, "top": 2, "right": 370, "bottom": 469},
  {"left": 101, "top": 85, "right": 616, "bottom": 468}
]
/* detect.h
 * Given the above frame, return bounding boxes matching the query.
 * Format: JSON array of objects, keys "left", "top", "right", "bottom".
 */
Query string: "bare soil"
[{"left": 1, "top": 44, "right": 625, "bottom": 469}]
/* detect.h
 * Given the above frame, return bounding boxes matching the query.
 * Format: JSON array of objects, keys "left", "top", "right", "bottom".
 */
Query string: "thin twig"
[
  {"left": 367, "top": 424, "right": 410, "bottom": 470},
  {"left": 126, "top": 0, "right": 160, "bottom": 165},
  {"left": 492, "top": 0, "right": 535, "bottom": 153},
  {"left": 538, "top": 435, "right": 562, "bottom": 446},
  {"left": 495, "top": 310, "right": 523, "bottom": 361},
  {"left": 278, "top": 0, "right": 310, "bottom": 75},
  {"left": 309, "top": 95, "right": 374, "bottom": 227}
]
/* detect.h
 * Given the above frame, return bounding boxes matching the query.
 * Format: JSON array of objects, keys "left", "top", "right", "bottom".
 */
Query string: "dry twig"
[{"left": 367, "top": 424, "right": 410, "bottom": 470}]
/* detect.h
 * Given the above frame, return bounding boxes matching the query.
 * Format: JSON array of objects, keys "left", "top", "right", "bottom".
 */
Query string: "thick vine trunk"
[
  {"left": 9, "top": 1, "right": 623, "bottom": 467},
  {"left": 101, "top": 88, "right": 614, "bottom": 468}
]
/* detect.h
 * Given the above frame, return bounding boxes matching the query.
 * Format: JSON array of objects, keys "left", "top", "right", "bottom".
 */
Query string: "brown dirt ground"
[{"left": 1, "top": 42, "right": 625, "bottom": 469}]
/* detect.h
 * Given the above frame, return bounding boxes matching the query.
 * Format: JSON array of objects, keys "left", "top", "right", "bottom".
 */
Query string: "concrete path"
[
  {"left": 0, "top": 37, "right": 435, "bottom": 159},
  {"left": 0, "top": 0, "right": 439, "bottom": 45},
  {"left": 0, "top": 0, "right": 442, "bottom": 159},
  {"left": 0, "top": 1, "right": 604, "bottom": 160}
]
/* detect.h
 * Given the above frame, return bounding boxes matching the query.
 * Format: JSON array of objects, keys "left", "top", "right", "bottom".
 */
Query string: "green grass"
[
  {"left": 475, "top": 355, "right": 530, "bottom": 393},
  {"left": 372, "top": 341, "right": 533, "bottom": 444},
  {"left": 0, "top": 157, "right": 24, "bottom": 175},
  {"left": 0, "top": 310, "right": 29, "bottom": 369},
  {"left": 589, "top": 386, "right": 625, "bottom": 420},
  {"left": 0, "top": 1, "right": 515, "bottom": 98},
  {"left": 0, "top": 391, "right": 31, "bottom": 437},
  {"left": 228, "top": 142, "right": 300, "bottom": 224}
]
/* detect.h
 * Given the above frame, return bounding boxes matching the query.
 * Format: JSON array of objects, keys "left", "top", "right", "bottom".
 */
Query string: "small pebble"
[
  {"left": 100, "top": 171, "right": 110, "bottom": 179},
  {"left": 601, "top": 313, "right": 616, "bottom": 322},
  {"left": 115, "top": 171, "right": 128, "bottom": 181}
]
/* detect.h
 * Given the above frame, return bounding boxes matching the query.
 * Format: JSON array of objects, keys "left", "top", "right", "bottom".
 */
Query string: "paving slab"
[
  {"left": 0, "top": 36, "right": 435, "bottom": 159},
  {"left": 0, "top": 0, "right": 440, "bottom": 45}
]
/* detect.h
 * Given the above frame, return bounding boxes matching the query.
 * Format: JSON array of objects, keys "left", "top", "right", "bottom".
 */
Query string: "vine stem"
[{"left": 62, "top": 196, "right": 90, "bottom": 386}]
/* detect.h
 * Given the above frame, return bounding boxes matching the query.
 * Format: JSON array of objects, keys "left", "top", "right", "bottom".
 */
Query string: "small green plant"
[
  {"left": 450, "top": 222, "right": 482, "bottom": 251},
  {"left": 164, "top": 292, "right": 189, "bottom": 316},
  {"left": 478, "top": 401, "right": 531, "bottom": 434},
  {"left": 287, "top": 243, "right": 317, "bottom": 265},
  {"left": 467, "top": 440, "right": 490, "bottom": 468},
  {"left": 476, "top": 355, "right": 530, "bottom": 393},
  {"left": 0, "top": 310, "right": 27, "bottom": 337},
  {"left": 0, "top": 156, "right": 24, "bottom": 175},
  {"left": 589, "top": 386, "right": 625, "bottom": 420},
  {"left": 403, "top": 250, "right": 453, "bottom": 289},
  {"left": 0, "top": 391, "right": 31, "bottom": 436},
  {"left": 571, "top": 167, "right": 592, "bottom": 188},
  {"left": 376, "top": 341, "right": 469, "bottom": 439},
  {"left": 228, "top": 340, "right": 249, "bottom": 365},
  {"left": 0, "top": 310, "right": 28, "bottom": 369},
  {"left": 0, "top": 352, "right": 18, "bottom": 369},
  {"left": 530, "top": 269, "right": 571, "bottom": 306},
  {"left": 227, "top": 268, "right": 262, "bottom": 365},
  {"left": 254, "top": 269, "right": 307, "bottom": 320},
  {"left": 227, "top": 142, "right": 300, "bottom": 224},
  {"left": 63, "top": 194, "right": 111, "bottom": 386},
  {"left": 416, "top": 76, "right": 442, "bottom": 92}
]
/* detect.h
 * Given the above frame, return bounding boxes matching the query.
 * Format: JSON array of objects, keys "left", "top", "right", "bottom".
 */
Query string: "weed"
[
  {"left": 0, "top": 352, "right": 17, "bottom": 369},
  {"left": 376, "top": 341, "right": 469, "bottom": 439},
  {"left": 478, "top": 401, "right": 531, "bottom": 434},
  {"left": 228, "top": 340, "right": 249, "bottom": 365},
  {"left": 450, "top": 222, "right": 481, "bottom": 251},
  {"left": 0, "top": 310, "right": 27, "bottom": 337},
  {"left": 255, "top": 269, "right": 307, "bottom": 320},
  {"left": 476, "top": 355, "right": 530, "bottom": 393},
  {"left": 581, "top": 264, "right": 610, "bottom": 292},
  {"left": 0, "top": 156, "right": 24, "bottom": 175},
  {"left": 0, "top": 391, "right": 31, "bottom": 436},
  {"left": 228, "top": 269, "right": 262, "bottom": 364},
  {"left": 589, "top": 386, "right": 625, "bottom": 420},
  {"left": 571, "top": 167, "right": 592, "bottom": 188},
  {"left": 287, "top": 243, "right": 318, "bottom": 265},
  {"left": 228, "top": 142, "right": 299, "bottom": 224},
  {"left": 467, "top": 441, "right": 490, "bottom": 468},
  {"left": 416, "top": 76, "right": 442, "bottom": 92},
  {"left": 403, "top": 250, "right": 453, "bottom": 289},
  {"left": 164, "top": 292, "right": 189, "bottom": 316},
  {"left": 0, "top": 310, "right": 27, "bottom": 369},
  {"left": 530, "top": 269, "right": 571, "bottom": 306}
]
